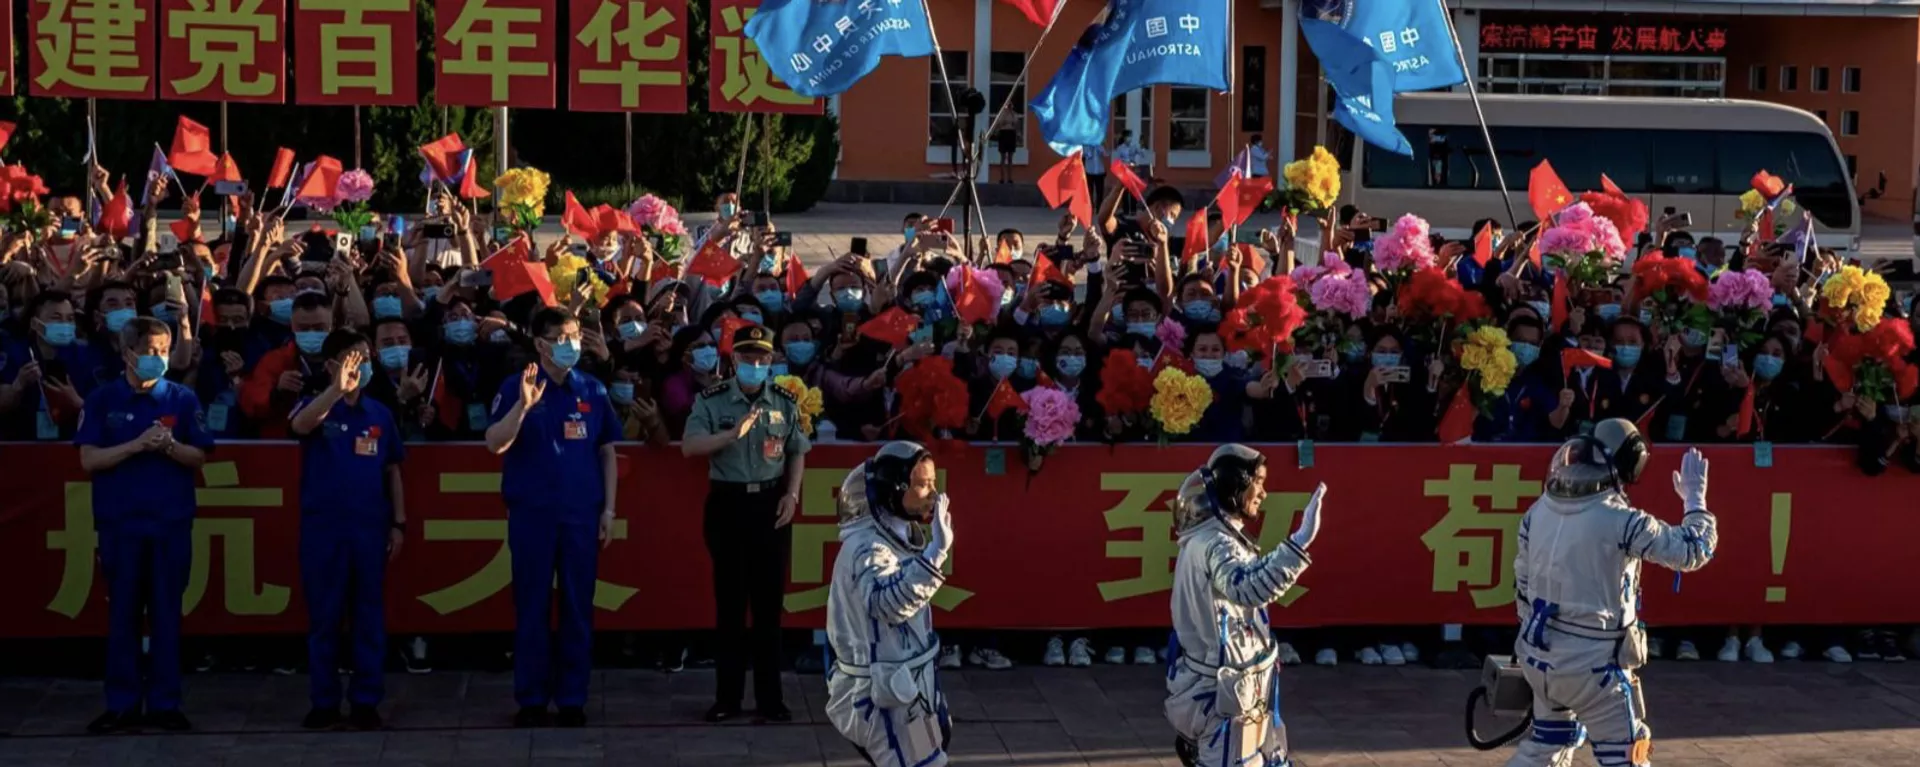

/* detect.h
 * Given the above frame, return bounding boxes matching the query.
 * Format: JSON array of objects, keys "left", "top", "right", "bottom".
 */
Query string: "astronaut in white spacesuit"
[
  {"left": 1166, "top": 444, "right": 1326, "bottom": 767},
  {"left": 1507, "top": 418, "right": 1717, "bottom": 767},
  {"left": 823, "top": 442, "right": 954, "bottom": 767}
]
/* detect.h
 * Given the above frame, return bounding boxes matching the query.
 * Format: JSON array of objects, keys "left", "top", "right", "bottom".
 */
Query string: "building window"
[
  {"left": 1748, "top": 65, "right": 1765, "bottom": 92},
  {"left": 1169, "top": 87, "right": 1210, "bottom": 151},
  {"left": 1816, "top": 109, "right": 1828, "bottom": 123},
  {"left": 1843, "top": 66, "right": 1862, "bottom": 93},
  {"left": 1111, "top": 90, "right": 1155, "bottom": 151},
  {"left": 1841, "top": 110, "right": 1859, "bottom": 136},
  {"left": 1812, "top": 66, "right": 1830, "bottom": 92},
  {"left": 988, "top": 52, "right": 1027, "bottom": 151},
  {"left": 927, "top": 51, "right": 969, "bottom": 150},
  {"left": 1846, "top": 154, "right": 1858, "bottom": 177},
  {"left": 1779, "top": 66, "right": 1797, "bottom": 92}
]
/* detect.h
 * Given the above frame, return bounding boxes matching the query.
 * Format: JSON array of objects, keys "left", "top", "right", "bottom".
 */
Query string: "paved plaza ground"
[{"left": 3, "top": 661, "right": 1919, "bottom": 766}]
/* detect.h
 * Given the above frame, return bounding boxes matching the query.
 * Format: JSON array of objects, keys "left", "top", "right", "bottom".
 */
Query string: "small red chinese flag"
[
  {"left": 1548, "top": 273, "right": 1570, "bottom": 334},
  {"left": 953, "top": 267, "right": 998, "bottom": 325},
  {"left": 1213, "top": 175, "right": 1242, "bottom": 232},
  {"left": 295, "top": 155, "right": 344, "bottom": 200},
  {"left": 998, "top": 0, "right": 1057, "bottom": 27},
  {"left": 986, "top": 378, "right": 1028, "bottom": 419},
  {"left": 1437, "top": 385, "right": 1476, "bottom": 445},
  {"left": 482, "top": 237, "right": 555, "bottom": 306},
  {"left": 685, "top": 239, "right": 739, "bottom": 287},
  {"left": 266, "top": 148, "right": 296, "bottom": 189},
  {"left": 1030, "top": 250, "right": 1070, "bottom": 287},
  {"left": 1560, "top": 348, "right": 1613, "bottom": 379},
  {"left": 1472, "top": 225, "right": 1494, "bottom": 267},
  {"left": 458, "top": 155, "right": 490, "bottom": 199},
  {"left": 1038, "top": 152, "right": 1094, "bottom": 231},
  {"left": 1233, "top": 177, "right": 1273, "bottom": 228},
  {"left": 783, "top": 251, "right": 809, "bottom": 298},
  {"left": 169, "top": 116, "right": 218, "bottom": 176},
  {"left": 0, "top": 121, "right": 15, "bottom": 153},
  {"left": 1180, "top": 210, "right": 1210, "bottom": 265},
  {"left": 593, "top": 205, "right": 637, "bottom": 236},
  {"left": 562, "top": 191, "right": 596, "bottom": 239},
  {"left": 210, "top": 152, "right": 243, "bottom": 183},
  {"left": 170, "top": 217, "right": 200, "bottom": 244},
  {"left": 419, "top": 133, "right": 466, "bottom": 183},
  {"left": 859, "top": 307, "right": 921, "bottom": 347},
  {"left": 1529, "top": 159, "right": 1573, "bottom": 222},
  {"left": 1751, "top": 169, "right": 1788, "bottom": 202},
  {"left": 199, "top": 279, "right": 216, "bottom": 328},
  {"left": 99, "top": 180, "right": 132, "bottom": 239},
  {"left": 717, "top": 315, "right": 753, "bottom": 355},
  {"left": 1110, "top": 158, "right": 1147, "bottom": 203},
  {"left": 1735, "top": 381, "right": 1757, "bottom": 438}
]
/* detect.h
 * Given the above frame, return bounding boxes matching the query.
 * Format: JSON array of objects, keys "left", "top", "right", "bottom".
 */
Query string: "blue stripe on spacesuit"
[
  {"left": 1522, "top": 599, "right": 1558, "bottom": 650},
  {"left": 880, "top": 707, "right": 906, "bottom": 767},
  {"left": 1531, "top": 718, "right": 1587, "bottom": 746},
  {"left": 1193, "top": 690, "right": 1216, "bottom": 717},
  {"left": 1165, "top": 630, "right": 1181, "bottom": 681}
]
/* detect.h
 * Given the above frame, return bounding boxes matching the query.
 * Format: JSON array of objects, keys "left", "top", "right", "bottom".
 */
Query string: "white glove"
[
  {"left": 924, "top": 494, "right": 954, "bottom": 569},
  {"left": 1289, "top": 483, "right": 1326, "bottom": 550},
  {"left": 1672, "top": 448, "right": 1709, "bottom": 512}
]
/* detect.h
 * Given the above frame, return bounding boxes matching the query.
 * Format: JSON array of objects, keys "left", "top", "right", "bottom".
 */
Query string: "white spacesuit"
[
  {"left": 824, "top": 442, "right": 954, "bottom": 767},
  {"left": 1507, "top": 419, "right": 1717, "bottom": 767},
  {"left": 1166, "top": 444, "right": 1326, "bottom": 767}
]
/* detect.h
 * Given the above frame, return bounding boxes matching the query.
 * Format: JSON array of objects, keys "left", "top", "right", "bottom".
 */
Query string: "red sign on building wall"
[
  {"left": 0, "top": 1, "right": 13, "bottom": 95},
  {"left": 434, "top": 0, "right": 556, "bottom": 108},
  {"left": 29, "top": 0, "right": 159, "bottom": 99},
  {"left": 160, "top": 0, "right": 287, "bottom": 103},
  {"left": 294, "top": 0, "right": 419, "bottom": 106},
  {"left": 1480, "top": 16, "right": 1729, "bottom": 56},
  {"left": 568, "top": 0, "right": 690, "bottom": 113},
  {"left": 707, "top": 0, "right": 821, "bottom": 114}
]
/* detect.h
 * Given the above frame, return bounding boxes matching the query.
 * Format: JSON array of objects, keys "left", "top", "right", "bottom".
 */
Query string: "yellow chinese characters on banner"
[
  {"left": 1421, "top": 463, "right": 1542, "bottom": 609},
  {"left": 30, "top": 0, "right": 158, "bottom": 99},
  {"left": 568, "top": 0, "right": 688, "bottom": 113},
  {"left": 435, "top": 0, "right": 556, "bottom": 108},
  {"left": 294, "top": 0, "right": 418, "bottom": 106},
  {"left": 707, "top": 0, "right": 820, "bottom": 114},
  {"left": 160, "top": 0, "right": 285, "bottom": 102},
  {"left": 415, "top": 472, "right": 638, "bottom": 615}
]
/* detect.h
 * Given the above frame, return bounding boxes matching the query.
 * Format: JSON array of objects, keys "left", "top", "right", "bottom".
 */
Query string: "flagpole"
[
  {"left": 733, "top": 113, "right": 755, "bottom": 200},
  {"left": 932, "top": 0, "right": 1066, "bottom": 228},
  {"left": 84, "top": 99, "right": 98, "bottom": 220},
  {"left": 1434, "top": 0, "right": 1517, "bottom": 228}
]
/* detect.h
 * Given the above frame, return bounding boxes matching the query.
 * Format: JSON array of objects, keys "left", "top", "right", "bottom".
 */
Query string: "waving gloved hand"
[
  {"left": 924, "top": 493, "right": 954, "bottom": 569},
  {"left": 1289, "top": 483, "right": 1327, "bottom": 550},
  {"left": 1672, "top": 448, "right": 1709, "bottom": 512}
]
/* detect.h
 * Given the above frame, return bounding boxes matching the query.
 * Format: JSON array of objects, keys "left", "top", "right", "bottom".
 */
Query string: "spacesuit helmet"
[
  {"left": 838, "top": 441, "right": 936, "bottom": 525},
  {"left": 1203, "top": 444, "right": 1267, "bottom": 520},
  {"left": 1546, "top": 418, "right": 1650, "bottom": 499}
]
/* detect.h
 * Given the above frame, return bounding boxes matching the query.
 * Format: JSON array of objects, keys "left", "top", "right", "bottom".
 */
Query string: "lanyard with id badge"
[{"left": 563, "top": 400, "right": 592, "bottom": 441}]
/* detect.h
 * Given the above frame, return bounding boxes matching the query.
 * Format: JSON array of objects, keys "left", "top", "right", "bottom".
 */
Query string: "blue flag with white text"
[
  {"left": 748, "top": 0, "right": 936, "bottom": 99},
  {"left": 1032, "top": 0, "right": 1230, "bottom": 150},
  {"left": 1300, "top": 17, "right": 1411, "bottom": 156},
  {"left": 1306, "top": 0, "right": 1465, "bottom": 93}
]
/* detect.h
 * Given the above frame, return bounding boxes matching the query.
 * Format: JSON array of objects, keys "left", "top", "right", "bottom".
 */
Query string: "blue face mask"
[
  {"left": 547, "top": 338, "right": 582, "bottom": 369},
  {"left": 1596, "top": 303, "right": 1622, "bottom": 321},
  {"left": 989, "top": 353, "right": 1018, "bottom": 379},
  {"left": 758, "top": 254, "right": 778, "bottom": 274},
  {"left": 705, "top": 282, "right": 726, "bottom": 300},
  {"left": 736, "top": 361, "right": 771, "bottom": 387},
  {"left": 1683, "top": 328, "right": 1708, "bottom": 348},
  {"left": 611, "top": 381, "right": 635, "bottom": 403},
  {"left": 356, "top": 361, "right": 374, "bottom": 386},
  {"left": 1753, "top": 354, "right": 1785, "bottom": 380},
  {"left": 1678, "top": 246, "right": 1697, "bottom": 261},
  {"left": 295, "top": 330, "right": 328, "bottom": 355},
  {"left": 151, "top": 303, "right": 174, "bottom": 325},
  {"left": 770, "top": 362, "right": 789, "bottom": 378},
  {"left": 1183, "top": 300, "right": 1219, "bottom": 323},
  {"left": 1639, "top": 308, "right": 1655, "bottom": 326},
  {"left": 1057, "top": 354, "right": 1087, "bottom": 377},
  {"left": 1338, "top": 340, "right": 1366, "bottom": 362},
  {"left": 104, "top": 307, "right": 136, "bottom": 333},
  {"left": 1371, "top": 352, "right": 1402, "bottom": 368},
  {"left": 133, "top": 354, "right": 169, "bottom": 382},
  {"left": 617, "top": 320, "right": 645, "bottom": 341},
  {"left": 1510, "top": 341, "right": 1541, "bottom": 367},
  {"left": 911, "top": 291, "right": 936, "bottom": 309},
  {"left": 909, "top": 326, "right": 933, "bottom": 345},
  {"left": 489, "top": 329, "right": 510, "bottom": 344},
  {"left": 1127, "top": 321, "right": 1158, "bottom": 338},
  {"left": 443, "top": 319, "right": 478, "bottom": 345},
  {"left": 1039, "top": 305, "right": 1070, "bottom": 327},
  {"left": 1017, "top": 358, "right": 1039, "bottom": 378},
  {"left": 1195, "top": 358, "right": 1225, "bottom": 377},
  {"left": 784, "top": 340, "right": 817, "bottom": 365},
  {"left": 493, "top": 227, "right": 513, "bottom": 244},
  {"left": 1526, "top": 301, "right": 1552, "bottom": 321},
  {"left": 1160, "top": 215, "right": 1178, "bottom": 232},
  {"left": 41, "top": 321, "right": 77, "bottom": 346},
  {"left": 270, "top": 298, "right": 294, "bottom": 324},
  {"left": 755, "top": 290, "right": 786, "bottom": 312},
  {"left": 1771, "top": 293, "right": 1790, "bottom": 308},
  {"left": 1612, "top": 345, "right": 1643, "bottom": 368},
  {"left": 372, "top": 295, "right": 404, "bottom": 319},
  {"left": 903, "top": 227, "right": 916, "bottom": 244},
  {"left": 738, "top": 309, "right": 763, "bottom": 325},
  {"left": 835, "top": 288, "right": 866, "bottom": 312},
  {"left": 691, "top": 346, "right": 720, "bottom": 372},
  {"left": 422, "top": 286, "right": 441, "bottom": 303},
  {"left": 1225, "top": 350, "right": 1250, "bottom": 370},
  {"left": 1000, "top": 288, "right": 1017, "bottom": 308},
  {"left": 379, "top": 345, "right": 411, "bottom": 370},
  {"left": 719, "top": 202, "right": 738, "bottom": 218}
]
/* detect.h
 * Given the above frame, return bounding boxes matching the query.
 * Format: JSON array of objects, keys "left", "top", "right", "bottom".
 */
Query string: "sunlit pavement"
[{"left": 4, "top": 662, "right": 1920, "bottom": 765}]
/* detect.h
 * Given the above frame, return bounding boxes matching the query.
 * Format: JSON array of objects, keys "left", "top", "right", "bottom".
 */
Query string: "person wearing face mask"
[
  {"left": 1017, "top": 282, "right": 1075, "bottom": 334},
  {"left": 358, "top": 319, "right": 435, "bottom": 439},
  {"left": 288, "top": 330, "right": 407, "bottom": 732},
  {"left": 1477, "top": 316, "right": 1559, "bottom": 443},
  {"left": 994, "top": 229, "right": 1026, "bottom": 263},
  {"left": 426, "top": 300, "right": 515, "bottom": 440},
  {"left": 484, "top": 308, "right": 623, "bottom": 728},
  {"left": 1185, "top": 331, "right": 1253, "bottom": 442},
  {"left": 1098, "top": 185, "right": 1183, "bottom": 267},
  {"left": 683, "top": 325, "right": 812, "bottom": 724},
  {"left": 1548, "top": 321, "right": 1616, "bottom": 440},
  {"left": 748, "top": 272, "right": 791, "bottom": 325},
  {"left": 241, "top": 292, "right": 335, "bottom": 439},
  {"left": 1040, "top": 330, "right": 1103, "bottom": 439},
  {"left": 184, "top": 289, "right": 259, "bottom": 439},
  {"left": 1596, "top": 319, "right": 1662, "bottom": 428},
  {"left": 1339, "top": 331, "right": 1436, "bottom": 441},
  {"left": 881, "top": 212, "right": 926, "bottom": 280},
  {"left": 0, "top": 291, "right": 92, "bottom": 440},
  {"left": 85, "top": 283, "right": 143, "bottom": 388},
  {"left": 775, "top": 321, "right": 822, "bottom": 382},
  {"left": 1651, "top": 319, "right": 1719, "bottom": 442},
  {"left": 1166, "top": 446, "right": 1327, "bottom": 767},
  {"left": 659, "top": 328, "right": 724, "bottom": 437},
  {"left": 964, "top": 331, "right": 1034, "bottom": 441},
  {"left": 823, "top": 443, "right": 955, "bottom": 767},
  {"left": 75, "top": 317, "right": 214, "bottom": 734}
]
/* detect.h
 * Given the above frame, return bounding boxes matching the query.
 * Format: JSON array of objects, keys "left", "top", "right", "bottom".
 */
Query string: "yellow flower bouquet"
[
  {"left": 1460, "top": 325, "right": 1517, "bottom": 398},
  {"left": 1272, "top": 145, "right": 1342, "bottom": 215},
  {"left": 1149, "top": 367, "right": 1214, "bottom": 438},
  {"left": 774, "top": 374, "right": 825, "bottom": 436},
  {"left": 547, "top": 253, "right": 610, "bottom": 308},
  {"left": 494, "top": 167, "right": 550, "bottom": 232},
  {"left": 1821, "top": 264, "right": 1891, "bottom": 331}
]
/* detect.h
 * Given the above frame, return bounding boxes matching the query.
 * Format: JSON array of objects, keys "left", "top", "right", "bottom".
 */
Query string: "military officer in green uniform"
[{"left": 682, "top": 324, "right": 810, "bottom": 724}]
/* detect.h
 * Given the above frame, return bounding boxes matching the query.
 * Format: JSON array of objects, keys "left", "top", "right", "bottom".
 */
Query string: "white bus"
[{"left": 1346, "top": 93, "right": 1865, "bottom": 261}]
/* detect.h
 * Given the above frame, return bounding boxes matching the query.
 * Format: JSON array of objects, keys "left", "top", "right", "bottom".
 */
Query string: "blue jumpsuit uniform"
[
  {"left": 294, "top": 395, "right": 404, "bottom": 710},
  {"left": 74, "top": 377, "right": 214, "bottom": 716},
  {"left": 490, "top": 368, "right": 620, "bottom": 708}
]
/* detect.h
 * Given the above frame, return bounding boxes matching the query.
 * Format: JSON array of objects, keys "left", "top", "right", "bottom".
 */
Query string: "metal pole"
[
  {"left": 84, "top": 99, "right": 98, "bottom": 218},
  {"left": 493, "top": 106, "right": 510, "bottom": 199},
  {"left": 219, "top": 102, "right": 229, "bottom": 152},
  {"left": 1435, "top": 0, "right": 1517, "bottom": 227},
  {"left": 623, "top": 113, "right": 634, "bottom": 185},
  {"left": 733, "top": 113, "right": 755, "bottom": 198}
]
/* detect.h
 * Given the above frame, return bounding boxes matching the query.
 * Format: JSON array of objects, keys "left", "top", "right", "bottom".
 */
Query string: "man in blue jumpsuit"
[
  {"left": 290, "top": 329, "right": 407, "bottom": 730},
  {"left": 485, "top": 307, "right": 622, "bottom": 728},
  {"left": 75, "top": 316, "right": 213, "bottom": 734}
]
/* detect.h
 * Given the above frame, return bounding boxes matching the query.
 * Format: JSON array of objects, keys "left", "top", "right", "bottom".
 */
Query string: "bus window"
[
  {"left": 1649, "top": 131, "right": 1716, "bottom": 195},
  {"left": 1535, "top": 128, "right": 1649, "bottom": 193},
  {"left": 1715, "top": 131, "right": 1852, "bottom": 229},
  {"left": 1361, "top": 125, "right": 1436, "bottom": 190}
]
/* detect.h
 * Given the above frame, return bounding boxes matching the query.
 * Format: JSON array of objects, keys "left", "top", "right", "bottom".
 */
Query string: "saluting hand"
[
  {"left": 734, "top": 407, "right": 763, "bottom": 440},
  {"left": 517, "top": 364, "right": 546, "bottom": 407}
]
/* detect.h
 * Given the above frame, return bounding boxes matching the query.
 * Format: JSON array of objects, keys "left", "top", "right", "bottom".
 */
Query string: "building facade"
[{"left": 826, "top": 0, "right": 1920, "bottom": 221}]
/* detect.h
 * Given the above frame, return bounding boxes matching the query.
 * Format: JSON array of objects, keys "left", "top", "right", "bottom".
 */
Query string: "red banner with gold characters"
[
  {"left": 29, "top": 0, "right": 160, "bottom": 100},
  {"left": 707, "top": 0, "right": 821, "bottom": 114},
  {"left": 1, "top": 0, "right": 14, "bottom": 96},
  {"left": 159, "top": 0, "right": 286, "bottom": 102},
  {"left": 0, "top": 443, "right": 1910, "bottom": 638},
  {"left": 567, "top": 0, "right": 689, "bottom": 113},
  {"left": 434, "top": 0, "right": 556, "bottom": 108},
  {"left": 293, "top": 0, "right": 419, "bottom": 106}
]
